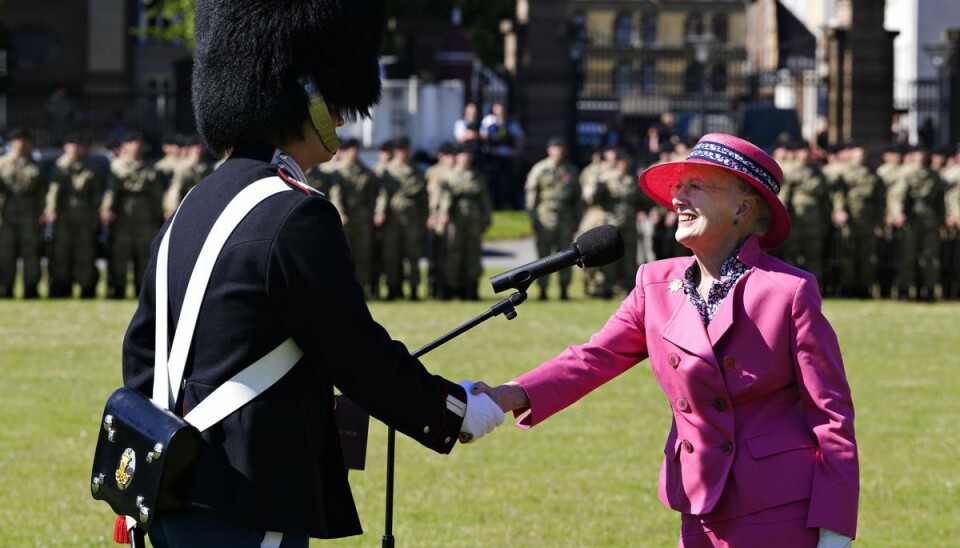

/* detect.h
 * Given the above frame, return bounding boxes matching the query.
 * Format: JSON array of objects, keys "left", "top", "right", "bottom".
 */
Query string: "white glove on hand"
[
  {"left": 818, "top": 529, "right": 852, "bottom": 548},
  {"left": 457, "top": 380, "right": 505, "bottom": 443}
]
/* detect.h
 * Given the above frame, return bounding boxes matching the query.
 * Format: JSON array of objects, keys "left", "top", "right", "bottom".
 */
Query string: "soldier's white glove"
[
  {"left": 457, "top": 380, "right": 504, "bottom": 443},
  {"left": 817, "top": 529, "right": 852, "bottom": 548}
]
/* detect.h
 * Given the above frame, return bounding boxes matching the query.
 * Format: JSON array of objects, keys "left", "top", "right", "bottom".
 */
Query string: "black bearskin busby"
[{"left": 192, "top": 0, "right": 386, "bottom": 155}]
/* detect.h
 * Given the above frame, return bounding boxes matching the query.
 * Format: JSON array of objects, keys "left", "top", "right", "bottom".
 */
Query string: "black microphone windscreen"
[{"left": 576, "top": 225, "right": 624, "bottom": 268}]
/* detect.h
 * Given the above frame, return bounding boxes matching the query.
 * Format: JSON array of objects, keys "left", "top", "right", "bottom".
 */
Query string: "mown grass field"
[{"left": 1, "top": 273, "right": 958, "bottom": 546}]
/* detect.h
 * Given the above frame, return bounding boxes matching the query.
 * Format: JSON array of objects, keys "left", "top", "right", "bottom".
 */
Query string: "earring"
[{"left": 732, "top": 218, "right": 739, "bottom": 225}]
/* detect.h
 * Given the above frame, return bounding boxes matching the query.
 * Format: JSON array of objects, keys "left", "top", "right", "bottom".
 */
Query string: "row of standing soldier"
[
  {"left": 4, "top": 127, "right": 958, "bottom": 303},
  {"left": 0, "top": 129, "right": 211, "bottom": 299},
  {"left": 307, "top": 137, "right": 492, "bottom": 302},
  {"left": 772, "top": 141, "right": 960, "bottom": 301}
]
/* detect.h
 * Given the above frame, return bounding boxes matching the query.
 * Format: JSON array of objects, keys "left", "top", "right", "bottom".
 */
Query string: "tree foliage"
[
  {"left": 136, "top": 0, "right": 513, "bottom": 68},
  {"left": 139, "top": 0, "right": 198, "bottom": 50}
]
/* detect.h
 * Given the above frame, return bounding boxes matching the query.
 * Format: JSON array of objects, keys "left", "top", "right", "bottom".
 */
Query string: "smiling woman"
[{"left": 473, "top": 133, "right": 859, "bottom": 548}]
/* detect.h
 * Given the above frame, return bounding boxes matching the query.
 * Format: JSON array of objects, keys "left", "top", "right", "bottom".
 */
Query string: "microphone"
[{"left": 491, "top": 225, "right": 624, "bottom": 294}]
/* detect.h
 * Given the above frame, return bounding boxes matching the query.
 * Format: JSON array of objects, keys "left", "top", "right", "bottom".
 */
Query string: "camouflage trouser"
[
  {"left": 603, "top": 221, "right": 638, "bottom": 294},
  {"left": 50, "top": 214, "right": 99, "bottom": 297},
  {"left": 943, "top": 226, "right": 960, "bottom": 299},
  {"left": 838, "top": 223, "right": 877, "bottom": 291},
  {"left": 0, "top": 215, "right": 41, "bottom": 295},
  {"left": 109, "top": 220, "right": 154, "bottom": 298},
  {"left": 443, "top": 221, "right": 484, "bottom": 291},
  {"left": 344, "top": 220, "right": 373, "bottom": 289},
  {"left": 876, "top": 226, "right": 903, "bottom": 297},
  {"left": 534, "top": 221, "right": 577, "bottom": 291},
  {"left": 900, "top": 222, "right": 940, "bottom": 295},
  {"left": 381, "top": 218, "right": 424, "bottom": 291},
  {"left": 785, "top": 222, "right": 825, "bottom": 286}
]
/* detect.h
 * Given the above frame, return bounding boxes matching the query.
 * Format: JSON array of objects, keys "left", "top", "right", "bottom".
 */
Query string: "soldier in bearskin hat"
[{"left": 119, "top": 0, "right": 503, "bottom": 544}]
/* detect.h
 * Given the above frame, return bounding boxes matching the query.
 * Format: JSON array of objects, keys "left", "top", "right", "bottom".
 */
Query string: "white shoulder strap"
[{"left": 152, "top": 177, "right": 301, "bottom": 427}]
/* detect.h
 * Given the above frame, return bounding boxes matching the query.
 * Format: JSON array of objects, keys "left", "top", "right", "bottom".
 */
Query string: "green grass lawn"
[{"left": 1, "top": 274, "right": 958, "bottom": 546}]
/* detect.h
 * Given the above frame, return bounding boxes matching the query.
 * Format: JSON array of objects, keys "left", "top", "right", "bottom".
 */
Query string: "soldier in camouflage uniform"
[
  {"left": 821, "top": 144, "right": 848, "bottom": 295},
  {"left": 829, "top": 143, "right": 885, "bottom": 298},
  {"left": 437, "top": 146, "right": 492, "bottom": 300},
  {"left": 602, "top": 152, "right": 653, "bottom": 296},
  {"left": 781, "top": 143, "right": 830, "bottom": 288},
  {"left": 100, "top": 132, "right": 165, "bottom": 298},
  {"left": 42, "top": 133, "right": 105, "bottom": 298},
  {"left": 425, "top": 142, "right": 457, "bottom": 298},
  {"left": 876, "top": 145, "right": 904, "bottom": 298},
  {"left": 162, "top": 135, "right": 212, "bottom": 218},
  {"left": 326, "top": 138, "right": 378, "bottom": 297},
  {"left": 943, "top": 147, "right": 960, "bottom": 299},
  {"left": 0, "top": 129, "right": 45, "bottom": 298},
  {"left": 525, "top": 137, "right": 582, "bottom": 300},
  {"left": 889, "top": 146, "right": 945, "bottom": 301},
  {"left": 368, "top": 140, "right": 394, "bottom": 298},
  {"left": 578, "top": 146, "right": 618, "bottom": 297},
  {"left": 375, "top": 136, "right": 427, "bottom": 300},
  {"left": 154, "top": 133, "right": 183, "bottom": 180}
]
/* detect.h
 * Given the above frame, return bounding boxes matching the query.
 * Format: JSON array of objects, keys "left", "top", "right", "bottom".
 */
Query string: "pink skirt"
[{"left": 678, "top": 499, "right": 818, "bottom": 547}]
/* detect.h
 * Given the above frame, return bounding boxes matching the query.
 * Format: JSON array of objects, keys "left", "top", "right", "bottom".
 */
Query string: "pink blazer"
[{"left": 513, "top": 236, "right": 859, "bottom": 538}]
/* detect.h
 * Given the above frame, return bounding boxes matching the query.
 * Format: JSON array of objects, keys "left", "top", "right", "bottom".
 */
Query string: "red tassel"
[{"left": 114, "top": 515, "right": 130, "bottom": 544}]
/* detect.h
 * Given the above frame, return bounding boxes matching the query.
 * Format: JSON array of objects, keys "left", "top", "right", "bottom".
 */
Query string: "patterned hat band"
[{"left": 686, "top": 141, "right": 780, "bottom": 195}]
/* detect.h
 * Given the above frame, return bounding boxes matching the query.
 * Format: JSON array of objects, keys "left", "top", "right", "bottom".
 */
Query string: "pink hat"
[{"left": 638, "top": 133, "right": 791, "bottom": 249}]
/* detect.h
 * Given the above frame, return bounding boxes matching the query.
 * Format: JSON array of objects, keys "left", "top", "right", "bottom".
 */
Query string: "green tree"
[
  {"left": 136, "top": 0, "right": 513, "bottom": 69},
  {"left": 139, "top": 0, "right": 197, "bottom": 50}
]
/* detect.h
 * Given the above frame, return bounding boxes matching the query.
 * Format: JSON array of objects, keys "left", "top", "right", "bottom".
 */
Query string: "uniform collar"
[{"left": 271, "top": 149, "right": 309, "bottom": 186}]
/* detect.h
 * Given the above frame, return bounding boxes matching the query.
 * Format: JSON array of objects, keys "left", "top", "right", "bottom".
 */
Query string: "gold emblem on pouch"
[{"left": 115, "top": 448, "right": 136, "bottom": 490}]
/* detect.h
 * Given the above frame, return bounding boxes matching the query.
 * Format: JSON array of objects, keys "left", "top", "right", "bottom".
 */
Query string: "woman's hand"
[{"left": 470, "top": 381, "right": 530, "bottom": 413}]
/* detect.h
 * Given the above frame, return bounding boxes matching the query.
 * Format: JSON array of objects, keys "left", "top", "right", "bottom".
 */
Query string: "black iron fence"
[{"left": 3, "top": 83, "right": 194, "bottom": 148}]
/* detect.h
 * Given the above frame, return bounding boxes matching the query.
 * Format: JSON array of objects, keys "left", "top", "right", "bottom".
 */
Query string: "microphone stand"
[{"left": 382, "top": 288, "right": 529, "bottom": 548}]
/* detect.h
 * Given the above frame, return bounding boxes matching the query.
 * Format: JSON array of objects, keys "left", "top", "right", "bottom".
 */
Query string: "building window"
[
  {"left": 641, "top": 12, "right": 657, "bottom": 45},
  {"left": 711, "top": 62, "right": 727, "bottom": 92},
  {"left": 614, "top": 61, "right": 632, "bottom": 92},
  {"left": 685, "top": 13, "right": 704, "bottom": 39},
  {"left": 711, "top": 13, "right": 728, "bottom": 43},
  {"left": 685, "top": 62, "right": 704, "bottom": 93},
  {"left": 614, "top": 13, "right": 633, "bottom": 46},
  {"left": 641, "top": 61, "right": 656, "bottom": 93}
]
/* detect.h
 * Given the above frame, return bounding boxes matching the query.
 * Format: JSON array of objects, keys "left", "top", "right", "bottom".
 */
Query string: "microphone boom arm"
[{"left": 383, "top": 287, "right": 528, "bottom": 547}]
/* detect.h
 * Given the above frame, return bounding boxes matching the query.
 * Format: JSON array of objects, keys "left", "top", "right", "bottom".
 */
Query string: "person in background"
[
  {"left": 437, "top": 145, "right": 491, "bottom": 300},
  {"left": 601, "top": 150, "right": 654, "bottom": 296},
  {"left": 454, "top": 102, "right": 482, "bottom": 162},
  {"left": 876, "top": 144, "right": 904, "bottom": 298},
  {"left": 325, "top": 138, "right": 378, "bottom": 298},
  {"left": 941, "top": 146, "right": 960, "bottom": 300},
  {"left": 473, "top": 133, "right": 858, "bottom": 548},
  {"left": 99, "top": 131, "right": 164, "bottom": 298},
  {"left": 0, "top": 128, "right": 45, "bottom": 298},
  {"left": 481, "top": 101, "right": 525, "bottom": 209},
  {"left": 43, "top": 132, "right": 105, "bottom": 298},
  {"left": 163, "top": 135, "right": 212, "bottom": 219},
  {"left": 154, "top": 134, "right": 184, "bottom": 181},
  {"left": 891, "top": 146, "right": 945, "bottom": 301},
  {"left": 378, "top": 136, "right": 427, "bottom": 300},
  {"left": 524, "top": 137, "right": 582, "bottom": 300},
  {"left": 425, "top": 142, "right": 458, "bottom": 298}
]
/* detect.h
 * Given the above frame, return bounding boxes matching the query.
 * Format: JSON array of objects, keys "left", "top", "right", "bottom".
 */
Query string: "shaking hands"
[{"left": 457, "top": 380, "right": 531, "bottom": 443}]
